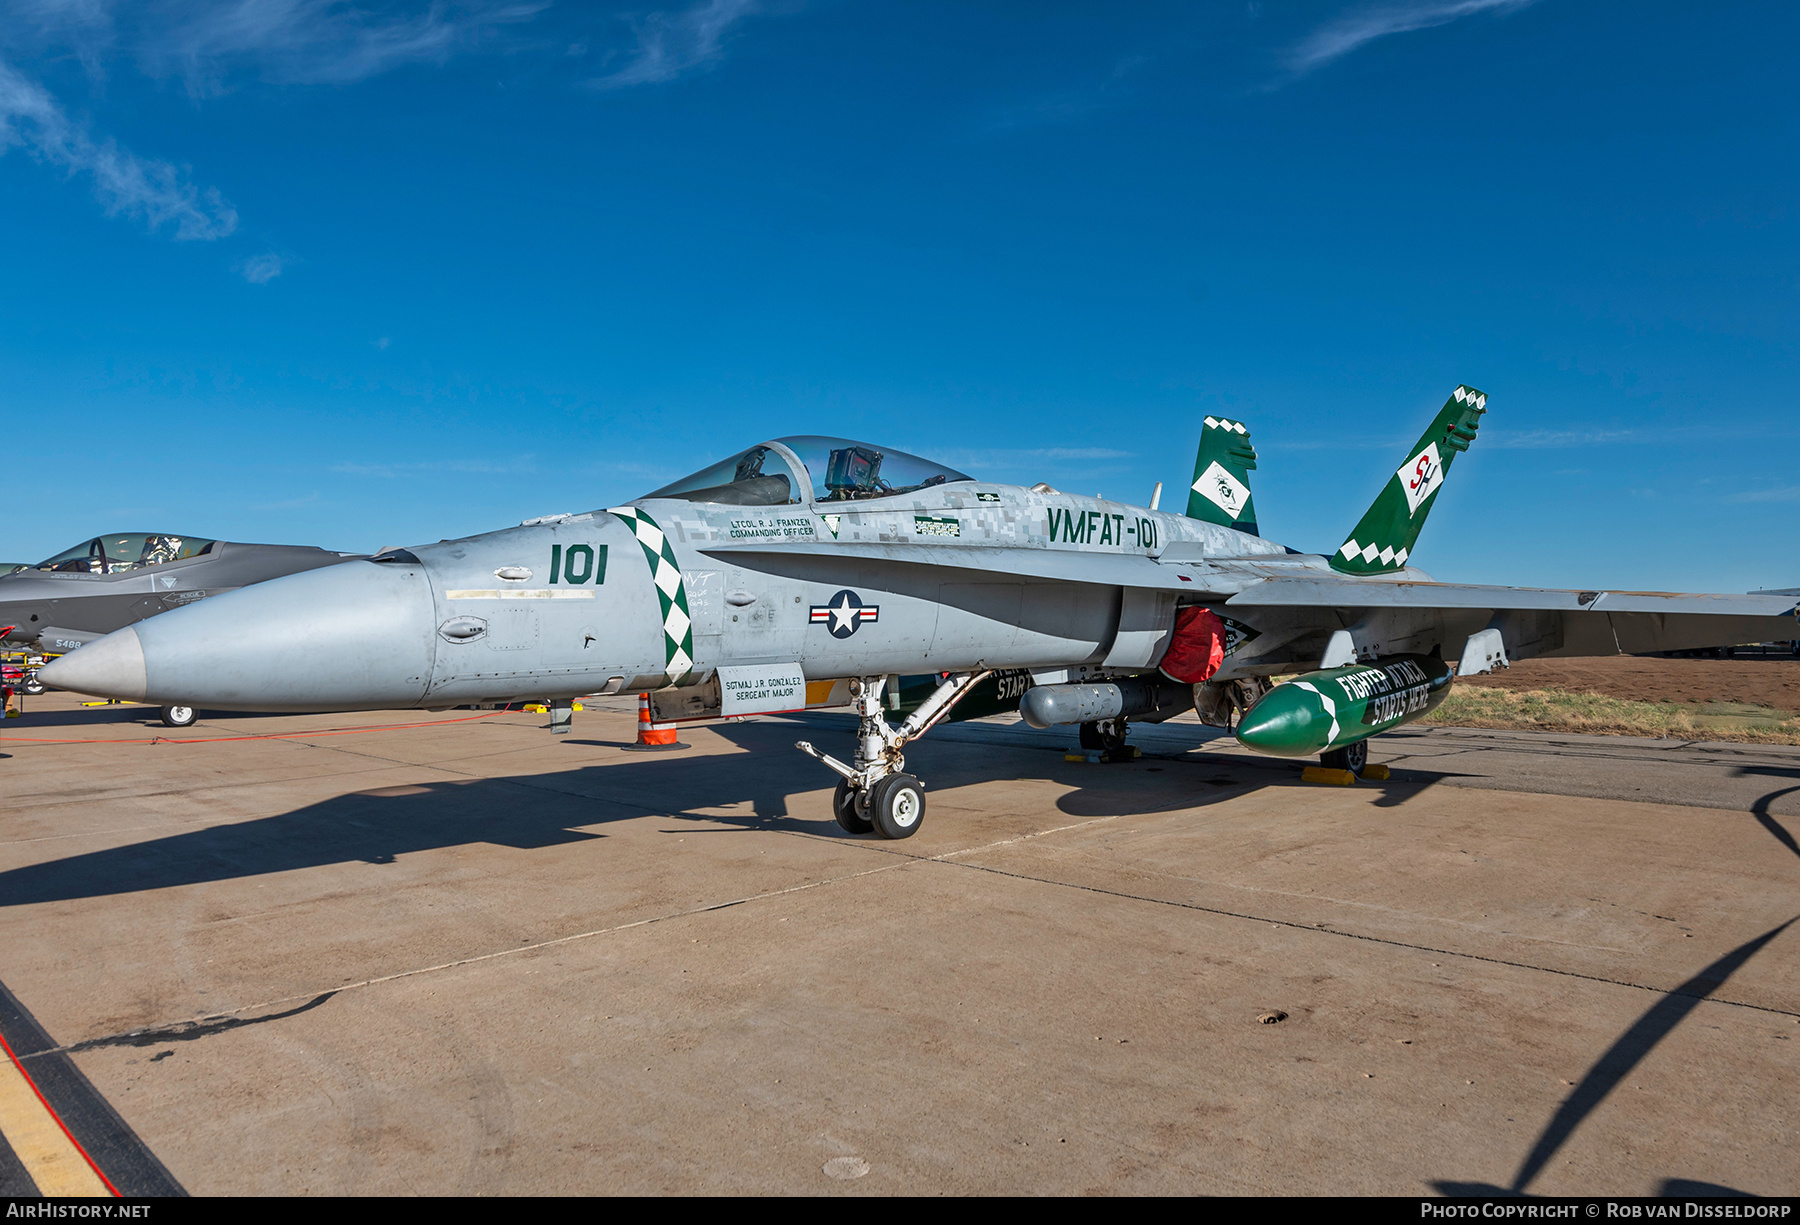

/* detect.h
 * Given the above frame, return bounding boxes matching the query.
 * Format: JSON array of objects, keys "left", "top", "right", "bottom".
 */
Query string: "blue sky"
[{"left": 1, "top": 0, "right": 1794, "bottom": 589}]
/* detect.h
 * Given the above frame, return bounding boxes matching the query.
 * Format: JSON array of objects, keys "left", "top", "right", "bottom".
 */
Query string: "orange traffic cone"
[{"left": 624, "top": 692, "right": 687, "bottom": 752}]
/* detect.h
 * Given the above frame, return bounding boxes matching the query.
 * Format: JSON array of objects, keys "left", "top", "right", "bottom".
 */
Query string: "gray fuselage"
[{"left": 42, "top": 480, "right": 1298, "bottom": 712}]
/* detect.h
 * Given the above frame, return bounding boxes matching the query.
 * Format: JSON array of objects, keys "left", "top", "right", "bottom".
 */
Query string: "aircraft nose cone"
[
  {"left": 79, "top": 560, "right": 438, "bottom": 712},
  {"left": 1233, "top": 682, "right": 1331, "bottom": 758},
  {"left": 38, "top": 628, "right": 148, "bottom": 701}
]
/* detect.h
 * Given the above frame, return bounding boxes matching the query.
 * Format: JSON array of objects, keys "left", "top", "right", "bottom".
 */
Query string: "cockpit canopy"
[
  {"left": 645, "top": 436, "right": 973, "bottom": 506},
  {"left": 33, "top": 534, "right": 215, "bottom": 575}
]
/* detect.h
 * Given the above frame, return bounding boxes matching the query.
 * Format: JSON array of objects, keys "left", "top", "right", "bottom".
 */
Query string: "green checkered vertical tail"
[
  {"left": 1330, "top": 386, "right": 1487, "bottom": 576},
  {"left": 1185, "top": 416, "right": 1259, "bottom": 535},
  {"left": 608, "top": 506, "right": 695, "bottom": 685}
]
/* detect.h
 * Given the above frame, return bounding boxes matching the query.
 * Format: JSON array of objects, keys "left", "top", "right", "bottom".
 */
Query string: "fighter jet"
[
  {"left": 41, "top": 391, "right": 1800, "bottom": 836},
  {"left": 3, "top": 532, "right": 359, "bottom": 722}
]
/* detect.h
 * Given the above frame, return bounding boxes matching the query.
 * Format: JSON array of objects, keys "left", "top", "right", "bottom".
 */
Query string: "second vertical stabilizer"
[
  {"left": 1186, "top": 416, "right": 1259, "bottom": 536},
  {"left": 1331, "top": 385, "right": 1486, "bottom": 575}
]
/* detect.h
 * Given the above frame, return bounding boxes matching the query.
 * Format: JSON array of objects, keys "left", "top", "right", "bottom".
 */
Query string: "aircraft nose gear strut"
[{"left": 797, "top": 669, "right": 992, "bottom": 839}]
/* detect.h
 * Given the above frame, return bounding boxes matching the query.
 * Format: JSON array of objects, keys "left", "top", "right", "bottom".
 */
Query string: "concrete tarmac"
[{"left": 1, "top": 693, "right": 1796, "bottom": 1196}]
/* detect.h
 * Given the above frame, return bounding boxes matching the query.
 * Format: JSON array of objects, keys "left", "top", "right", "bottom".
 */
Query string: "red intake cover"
[{"left": 1158, "top": 606, "right": 1226, "bottom": 684}]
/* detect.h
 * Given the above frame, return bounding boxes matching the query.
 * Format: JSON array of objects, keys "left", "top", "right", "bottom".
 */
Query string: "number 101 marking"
[{"left": 549, "top": 544, "right": 608, "bottom": 585}]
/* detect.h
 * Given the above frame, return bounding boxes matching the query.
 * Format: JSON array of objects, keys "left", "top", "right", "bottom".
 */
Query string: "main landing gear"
[
  {"left": 799, "top": 671, "right": 991, "bottom": 840},
  {"left": 1076, "top": 717, "right": 1142, "bottom": 762},
  {"left": 1079, "top": 718, "right": 1128, "bottom": 754},
  {"left": 1318, "top": 738, "right": 1367, "bottom": 775}
]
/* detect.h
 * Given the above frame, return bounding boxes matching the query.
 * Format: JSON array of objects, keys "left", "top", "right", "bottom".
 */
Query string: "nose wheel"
[
  {"left": 832, "top": 779, "right": 874, "bottom": 835},
  {"left": 799, "top": 672, "right": 986, "bottom": 840},
  {"left": 868, "top": 774, "right": 926, "bottom": 839},
  {"left": 159, "top": 704, "right": 198, "bottom": 728},
  {"left": 833, "top": 772, "right": 927, "bottom": 840}
]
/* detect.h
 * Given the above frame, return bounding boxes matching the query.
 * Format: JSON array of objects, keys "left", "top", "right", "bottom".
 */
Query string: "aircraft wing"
[
  {"left": 1226, "top": 577, "right": 1800, "bottom": 658},
  {"left": 702, "top": 541, "right": 1798, "bottom": 661},
  {"left": 1226, "top": 578, "right": 1798, "bottom": 616}
]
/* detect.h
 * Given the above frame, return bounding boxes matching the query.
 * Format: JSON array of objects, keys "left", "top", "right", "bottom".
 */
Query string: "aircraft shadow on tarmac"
[
  {"left": 1733, "top": 767, "right": 1800, "bottom": 860},
  {"left": 0, "top": 715, "right": 1469, "bottom": 909},
  {"left": 4, "top": 704, "right": 167, "bottom": 730},
  {"left": 1432, "top": 916, "right": 1796, "bottom": 1200},
  {"left": 7, "top": 713, "right": 1794, "bottom": 1197},
  {"left": 3, "top": 705, "right": 293, "bottom": 730},
  {"left": 611, "top": 714, "right": 1466, "bottom": 821}
]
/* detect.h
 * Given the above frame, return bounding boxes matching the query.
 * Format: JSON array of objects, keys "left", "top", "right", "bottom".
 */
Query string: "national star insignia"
[{"left": 809, "top": 589, "right": 880, "bottom": 639}]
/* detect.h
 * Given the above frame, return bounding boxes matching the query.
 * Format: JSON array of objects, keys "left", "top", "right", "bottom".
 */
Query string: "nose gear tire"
[
  {"left": 832, "top": 778, "right": 874, "bottom": 835},
  {"left": 160, "top": 704, "right": 198, "bottom": 728},
  {"left": 869, "top": 774, "right": 926, "bottom": 840}
]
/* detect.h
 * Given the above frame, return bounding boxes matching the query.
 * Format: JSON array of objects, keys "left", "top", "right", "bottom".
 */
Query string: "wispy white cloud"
[
  {"left": 928, "top": 446, "right": 1136, "bottom": 475},
  {"left": 1263, "top": 435, "right": 1409, "bottom": 452},
  {"left": 333, "top": 456, "right": 539, "bottom": 478},
  {"left": 239, "top": 250, "right": 282, "bottom": 281},
  {"left": 249, "top": 491, "right": 320, "bottom": 510},
  {"left": 0, "top": 1, "right": 778, "bottom": 239},
  {"left": 144, "top": 0, "right": 550, "bottom": 94},
  {"left": 1023, "top": 447, "right": 1133, "bottom": 460},
  {"left": 979, "top": 54, "right": 1147, "bottom": 137},
  {"left": 981, "top": 92, "right": 1107, "bottom": 137},
  {"left": 2, "top": 1, "right": 117, "bottom": 73},
  {"left": 0, "top": 1, "right": 552, "bottom": 91},
  {"left": 0, "top": 56, "right": 237, "bottom": 237},
  {"left": 1273, "top": 426, "right": 1638, "bottom": 453},
  {"left": 591, "top": 0, "right": 758, "bottom": 89},
  {"left": 1480, "top": 427, "right": 1637, "bottom": 449},
  {"left": 1732, "top": 485, "right": 1800, "bottom": 504},
  {"left": 1287, "top": 0, "right": 1540, "bottom": 75},
  {"left": 0, "top": 3, "right": 548, "bottom": 239},
  {"left": 2, "top": 1, "right": 773, "bottom": 94}
]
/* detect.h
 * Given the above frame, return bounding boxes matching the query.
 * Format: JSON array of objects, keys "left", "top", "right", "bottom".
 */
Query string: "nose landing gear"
[
  {"left": 868, "top": 773, "right": 926, "bottom": 839},
  {"left": 831, "top": 778, "right": 873, "bottom": 835},
  {"left": 799, "top": 670, "right": 991, "bottom": 839}
]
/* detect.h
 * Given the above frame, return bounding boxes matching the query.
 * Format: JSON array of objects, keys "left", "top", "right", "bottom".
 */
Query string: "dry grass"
[{"left": 1422, "top": 686, "right": 1800, "bottom": 745}]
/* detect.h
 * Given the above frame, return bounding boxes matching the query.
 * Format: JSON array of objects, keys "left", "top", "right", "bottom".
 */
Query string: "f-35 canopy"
[
  {"left": 30, "top": 534, "right": 216, "bottom": 575},
  {"left": 646, "top": 436, "right": 974, "bottom": 506}
]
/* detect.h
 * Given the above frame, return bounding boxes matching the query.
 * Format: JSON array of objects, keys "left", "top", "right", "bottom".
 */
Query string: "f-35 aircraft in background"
[
  {"left": 42, "top": 389, "right": 1800, "bottom": 835},
  {"left": 2, "top": 532, "right": 359, "bottom": 723}
]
